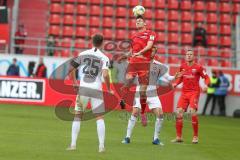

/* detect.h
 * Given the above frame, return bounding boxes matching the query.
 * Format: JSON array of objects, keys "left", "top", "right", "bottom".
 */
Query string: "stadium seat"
[
  {"left": 220, "top": 25, "right": 231, "bottom": 35},
  {"left": 155, "top": 0, "right": 165, "bottom": 9},
  {"left": 198, "top": 58, "right": 207, "bottom": 66},
  {"left": 116, "top": 7, "right": 127, "bottom": 17},
  {"left": 155, "top": 20, "right": 165, "bottom": 31},
  {"left": 181, "top": 33, "right": 192, "bottom": 45},
  {"left": 76, "top": 16, "right": 87, "bottom": 26},
  {"left": 129, "top": 19, "right": 136, "bottom": 29},
  {"left": 207, "top": 13, "right": 218, "bottom": 23},
  {"left": 129, "top": 0, "right": 138, "bottom": 7},
  {"left": 168, "top": 33, "right": 179, "bottom": 44},
  {"left": 168, "top": 0, "right": 179, "bottom": 10},
  {"left": 145, "top": 10, "right": 154, "bottom": 19},
  {"left": 220, "top": 2, "right": 231, "bottom": 13},
  {"left": 207, "top": 24, "right": 218, "bottom": 34},
  {"left": 77, "top": 5, "right": 87, "bottom": 15},
  {"left": 116, "top": 18, "right": 126, "bottom": 29},
  {"left": 157, "top": 32, "right": 165, "bottom": 43},
  {"left": 50, "top": 3, "right": 62, "bottom": 13},
  {"left": 208, "top": 59, "right": 219, "bottom": 67},
  {"left": 194, "top": 1, "right": 205, "bottom": 11},
  {"left": 90, "top": 0, "right": 101, "bottom": 5},
  {"left": 168, "top": 45, "right": 179, "bottom": 54},
  {"left": 103, "top": 29, "right": 114, "bottom": 39},
  {"left": 61, "top": 38, "right": 72, "bottom": 48},
  {"left": 154, "top": 54, "right": 166, "bottom": 63},
  {"left": 62, "top": 26, "right": 74, "bottom": 37},
  {"left": 221, "top": 60, "right": 232, "bottom": 68},
  {"left": 103, "top": 6, "right": 114, "bottom": 17},
  {"left": 49, "top": 25, "right": 60, "bottom": 35},
  {"left": 103, "top": 0, "right": 114, "bottom": 5},
  {"left": 145, "top": 20, "right": 153, "bottom": 29},
  {"left": 168, "top": 21, "right": 179, "bottom": 32},
  {"left": 65, "top": 0, "right": 75, "bottom": 3},
  {"left": 195, "top": 46, "right": 206, "bottom": 56},
  {"left": 208, "top": 35, "right": 218, "bottom": 46},
  {"left": 64, "top": 4, "right": 74, "bottom": 14},
  {"left": 61, "top": 50, "right": 71, "bottom": 57},
  {"left": 155, "top": 9, "right": 165, "bottom": 20},
  {"left": 208, "top": 47, "right": 219, "bottom": 56},
  {"left": 76, "top": 27, "right": 88, "bottom": 37},
  {"left": 50, "top": 14, "right": 61, "bottom": 24},
  {"left": 90, "top": 5, "right": 101, "bottom": 15},
  {"left": 77, "top": 0, "right": 88, "bottom": 4},
  {"left": 182, "top": 11, "right": 192, "bottom": 21},
  {"left": 168, "top": 56, "right": 180, "bottom": 64},
  {"left": 221, "top": 36, "right": 231, "bottom": 47},
  {"left": 89, "top": 28, "right": 101, "bottom": 36},
  {"left": 233, "top": 3, "right": 240, "bottom": 13},
  {"left": 233, "top": 14, "right": 238, "bottom": 24},
  {"left": 157, "top": 44, "right": 166, "bottom": 54},
  {"left": 116, "top": 29, "right": 126, "bottom": 40},
  {"left": 206, "top": 2, "right": 217, "bottom": 12},
  {"left": 89, "top": 16, "right": 101, "bottom": 27},
  {"left": 220, "top": 14, "right": 231, "bottom": 24},
  {"left": 75, "top": 39, "right": 85, "bottom": 49},
  {"left": 181, "top": 22, "right": 192, "bottom": 32},
  {"left": 116, "top": 0, "right": 126, "bottom": 6},
  {"left": 143, "top": 0, "right": 154, "bottom": 8},
  {"left": 221, "top": 48, "right": 233, "bottom": 58},
  {"left": 168, "top": 10, "right": 178, "bottom": 21},
  {"left": 103, "top": 17, "right": 113, "bottom": 27},
  {"left": 194, "top": 12, "right": 205, "bottom": 22},
  {"left": 51, "top": 0, "right": 61, "bottom": 2},
  {"left": 63, "top": 15, "right": 74, "bottom": 25},
  {"left": 181, "top": 0, "right": 191, "bottom": 10}
]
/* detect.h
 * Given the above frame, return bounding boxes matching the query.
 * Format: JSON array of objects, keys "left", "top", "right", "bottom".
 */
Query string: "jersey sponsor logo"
[{"left": 0, "top": 78, "right": 45, "bottom": 102}]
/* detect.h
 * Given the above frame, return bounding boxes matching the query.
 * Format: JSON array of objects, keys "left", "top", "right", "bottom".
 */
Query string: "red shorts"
[
  {"left": 177, "top": 92, "right": 200, "bottom": 111},
  {"left": 126, "top": 60, "right": 150, "bottom": 85}
]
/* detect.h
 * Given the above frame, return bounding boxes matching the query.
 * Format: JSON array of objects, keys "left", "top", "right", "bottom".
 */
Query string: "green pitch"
[{"left": 0, "top": 104, "right": 239, "bottom": 160}]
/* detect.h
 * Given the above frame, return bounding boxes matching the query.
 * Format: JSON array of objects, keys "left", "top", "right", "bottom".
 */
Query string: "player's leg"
[{"left": 140, "top": 84, "right": 148, "bottom": 126}]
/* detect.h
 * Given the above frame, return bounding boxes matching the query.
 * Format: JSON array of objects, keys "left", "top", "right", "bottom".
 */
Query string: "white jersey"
[{"left": 72, "top": 48, "right": 110, "bottom": 90}]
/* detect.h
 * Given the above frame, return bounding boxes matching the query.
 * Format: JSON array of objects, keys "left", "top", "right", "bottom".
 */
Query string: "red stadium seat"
[
  {"left": 168, "top": 57, "right": 180, "bottom": 64},
  {"left": 221, "top": 48, "right": 232, "bottom": 58},
  {"left": 90, "top": 0, "right": 101, "bottom": 5},
  {"left": 208, "top": 35, "right": 218, "bottom": 46},
  {"left": 181, "top": 22, "right": 192, "bottom": 32},
  {"left": 65, "top": 0, "right": 75, "bottom": 3},
  {"left": 76, "top": 16, "right": 87, "bottom": 26},
  {"left": 157, "top": 44, "right": 166, "bottom": 54},
  {"left": 181, "top": 33, "right": 192, "bottom": 44},
  {"left": 129, "top": 19, "right": 136, "bottom": 29},
  {"left": 90, "top": 5, "right": 101, "bottom": 15},
  {"left": 198, "top": 58, "right": 207, "bottom": 66},
  {"left": 194, "top": 12, "right": 205, "bottom": 22},
  {"left": 168, "top": 0, "right": 179, "bottom": 10},
  {"left": 51, "top": 0, "right": 61, "bottom": 2},
  {"left": 155, "top": 20, "right": 165, "bottom": 31},
  {"left": 168, "top": 33, "right": 179, "bottom": 43},
  {"left": 77, "top": 0, "right": 88, "bottom": 4},
  {"left": 77, "top": 5, "right": 87, "bottom": 15},
  {"left": 221, "top": 60, "right": 232, "bottom": 68},
  {"left": 62, "top": 26, "right": 74, "bottom": 37},
  {"left": 154, "top": 54, "right": 166, "bottom": 63},
  {"left": 89, "top": 16, "right": 101, "bottom": 27},
  {"left": 155, "top": 0, "right": 165, "bottom": 9},
  {"left": 208, "top": 47, "right": 219, "bottom": 56},
  {"left": 103, "top": 17, "right": 113, "bottom": 27},
  {"left": 207, "top": 13, "right": 218, "bottom": 23},
  {"left": 168, "top": 45, "right": 179, "bottom": 54},
  {"left": 233, "top": 14, "right": 238, "bottom": 24},
  {"left": 220, "top": 14, "right": 231, "bottom": 24},
  {"left": 116, "top": 0, "right": 126, "bottom": 6},
  {"left": 61, "top": 50, "right": 71, "bottom": 57},
  {"left": 103, "top": 0, "right": 114, "bottom": 5},
  {"left": 103, "top": 6, "right": 114, "bottom": 17},
  {"left": 61, "top": 38, "right": 72, "bottom": 48},
  {"left": 220, "top": 2, "right": 231, "bottom": 13},
  {"left": 63, "top": 15, "right": 74, "bottom": 25},
  {"left": 233, "top": 3, "right": 240, "bottom": 13},
  {"left": 207, "top": 24, "right": 218, "bottom": 34},
  {"left": 116, "top": 7, "right": 127, "bottom": 17},
  {"left": 116, "top": 29, "right": 126, "bottom": 40},
  {"left": 103, "top": 29, "right": 114, "bottom": 39},
  {"left": 50, "top": 3, "right": 62, "bottom": 13},
  {"left": 168, "top": 10, "right": 178, "bottom": 21},
  {"left": 49, "top": 25, "right": 60, "bottom": 35},
  {"left": 168, "top": 21, "right": 179, "bottom": 32},
  {"left": 50, "top": 14, "right": 61, "bottom": 24},
  {"left": 143, "top": 0, "right": 154, "bottom": 8},
  {"left": 64, "top": 4, "right": 74, "bottom": 14},
  {"left": 129, "top": 0, "right": 138, "bottom": 7},
  {"left": 75, "top": 39, "right": 85, "bottom": 49},
  {"left": 76, "top": 27, "right": 88, "bottom": 37},
  {"left": 220, "top": 25, "right": 231, "bottom": 35},
  {"left": 221, "top": 36, "right": 231, "bottom": 47},
  {"left": 155, "top": 9, "right": 165, "bottom": 20},
  {"left": 89, "top": 28, "right": 101, "bottom": 36},
  {"left": 145, "top": 10, "right": 154, "bottom": 19},
  {"left": 157, "top": 32, "right": 165, "bottom": 43},
  {"left": 182, "top": 11, "right": 192, "bottom": 21},
  {"left": 116, "top": 18, "right": 126, "bottom": 29},
  {"left": 195, "top": 46, "right": 206, "bottom": 56},
  {"left": 194, "top": 1, "right": 205, "bottom": 11},
  {"left": 208, "top": 59, "right": 219, "bottom": 67},
  {"left": 181, "top": 0, "right": 191, "bottom": 10},
  {"left": 206, "top": 2, "right": 217, "bottom": 12}
]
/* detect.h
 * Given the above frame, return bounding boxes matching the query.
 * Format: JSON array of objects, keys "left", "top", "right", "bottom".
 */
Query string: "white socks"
[
  {"left": 71, "top": 120, "right": 81, "bottom": 147},
  {"left": 96, "top": 119, "right": 105, "bottom": 148},
  {"left": 154, "top": 118, "right": 164, "bottom": 140},
  {"left": 126, "top": 115, "right": 137, "bottom": 138}
]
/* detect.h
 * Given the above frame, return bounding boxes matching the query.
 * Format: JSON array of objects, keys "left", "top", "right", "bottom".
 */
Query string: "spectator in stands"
[
  {"left": 46, "top": 35, "right": 56, "bottom": 56},
  {"left": 193, "top": 22, "right": 207, "bottom": 48},
  {"left": 6, "top": 58, "right": 19, "bottom": 76},
  {"left": 0, "top": 0, "right": 7, "bottom": 6},
  {"left": 214, "top": 71, "right": 230, "bottom": 116},
  {"left": 35, "top": 57, "right": 47, "bottom": 78},
  {"left": 202, "top": 71, "right": 220, "bottom": 115},
  {"left": 15, "top": 24, "right": 27, "bottom": 54}
]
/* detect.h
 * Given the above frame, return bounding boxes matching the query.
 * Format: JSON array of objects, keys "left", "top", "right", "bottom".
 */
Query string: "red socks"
[
  {"left": 176, "top": 116, "right": 183, "bottom": 138},
  {"left": 192, "top": 115, "right": 198, "bottom": 137},
  {"left": 140, "top": 98, "right": 147, "bottom": 114}
]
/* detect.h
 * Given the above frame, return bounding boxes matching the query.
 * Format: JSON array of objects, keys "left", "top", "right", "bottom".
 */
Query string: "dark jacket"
[
  {"left": 6, "top": 64, "right": 19, "bottom": 76},
  {"left": 35, "top": 64, "right": 47, "bottom": 78}
]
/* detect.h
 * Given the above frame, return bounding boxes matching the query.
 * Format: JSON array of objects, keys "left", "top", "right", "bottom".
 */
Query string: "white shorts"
[
  {"left": 74, "top": 95, "right": 105, "bottom": 114},
  {"left": 133, "top": 85, "right": 162, "bottom": 110}
]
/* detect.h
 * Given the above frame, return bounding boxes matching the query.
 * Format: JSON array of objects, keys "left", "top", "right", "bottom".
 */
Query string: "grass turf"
[{"left": 0, "top": 104, "right": 239, "bottom": 160}]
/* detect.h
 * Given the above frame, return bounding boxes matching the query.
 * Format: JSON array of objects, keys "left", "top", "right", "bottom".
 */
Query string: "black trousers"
[
  {"left": 216, "top": 95, "right": 226, "bottom": 116},
  {"left": 202, "top": 93, "right": 216, "bottom": 115},
  {"left": 193, "top": 38, "right": 207, "bottom": 48}
]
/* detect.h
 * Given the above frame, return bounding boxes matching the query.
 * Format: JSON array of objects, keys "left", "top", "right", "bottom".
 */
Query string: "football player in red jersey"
[
  {"left": 171, "top": 49, "right": 210, "bottom": 144},
  {"left": 120, "top": 15, "right": 157, "bottom": 127}
]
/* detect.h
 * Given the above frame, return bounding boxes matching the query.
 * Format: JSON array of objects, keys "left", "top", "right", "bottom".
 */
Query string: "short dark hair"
[
  {"left": 92, "top": 34, "right": 104, "bottom": 47},
  {"left": 136, "top": 15, "right": 145, "bottom": 21}
]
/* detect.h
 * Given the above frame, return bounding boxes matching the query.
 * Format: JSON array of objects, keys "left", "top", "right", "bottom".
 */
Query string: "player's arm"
[
  {"left": 199, "top": 67, "right": 210, "bottom": 86},
  {"left": 172, "top": 67, "right": 184, "bottom": 88},
  {"left": 133, "top": 40, "right": 154, "bottom": 57},
  {"left": 69, "top": 58, "right": 80, "bottom": 88},
  {"left": 103, "top": 69, "right": 111, "bottom": 92}
]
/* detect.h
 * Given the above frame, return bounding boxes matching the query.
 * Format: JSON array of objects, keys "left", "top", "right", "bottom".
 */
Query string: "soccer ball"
[{"left": 132, "top": 5, "right": 145, "bottom": 17}]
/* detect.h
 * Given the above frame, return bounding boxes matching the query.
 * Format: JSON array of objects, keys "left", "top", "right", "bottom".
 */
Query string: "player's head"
[
  {"left": 212, "top": 70, "right": 217, "bottom": 78},
  {"left": 12, "top": 58, "right": 17, "bottom": 64},
  {"left": 185, "top": 49, "right": 195, "bottom": 63},
  {"left": 92, "top": 34, "right": 104, "bottom": 48},
  {"left": 136, "top": 15, "right": 146, "bottom": 29}
]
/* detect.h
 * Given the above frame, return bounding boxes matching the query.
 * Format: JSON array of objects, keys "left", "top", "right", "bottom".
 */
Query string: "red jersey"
[
  {"left": 176, "top": 63, "right": 209, "bottom": 93},
  {"left": 129, "top": 30, "right": 157, "bottom": 62}
]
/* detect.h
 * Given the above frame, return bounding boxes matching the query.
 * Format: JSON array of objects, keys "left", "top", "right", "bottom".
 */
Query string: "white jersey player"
[{"left": 67, "top": 34, "right": 112, "bottom": 153}]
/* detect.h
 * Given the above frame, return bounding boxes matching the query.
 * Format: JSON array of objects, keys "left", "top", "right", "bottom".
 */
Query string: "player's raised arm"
[
  {"left": 69, "top": 57, "right": 80, "bottom": 88},
  {"left": 133, "top": 37, "right": 155, "bottom": 57},
  {"left": 200, "top": 66, "right": 210, "bottom": 86}
]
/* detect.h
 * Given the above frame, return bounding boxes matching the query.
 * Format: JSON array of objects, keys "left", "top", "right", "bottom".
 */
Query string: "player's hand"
[
  {"left": 174, "top": 71, "right": 183, "bottom": 79},
  {"left": 172, "top": 83, "right": 177, "bottom": 88},
  {"left": 202, "top": 86, "right": 208, "bottom": 92},
  {"left": 132, "top": 52, "right": 143, "bottom": 58},
  {"left": 108, "top": 89, "right": 114, "bottom": 95}
]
